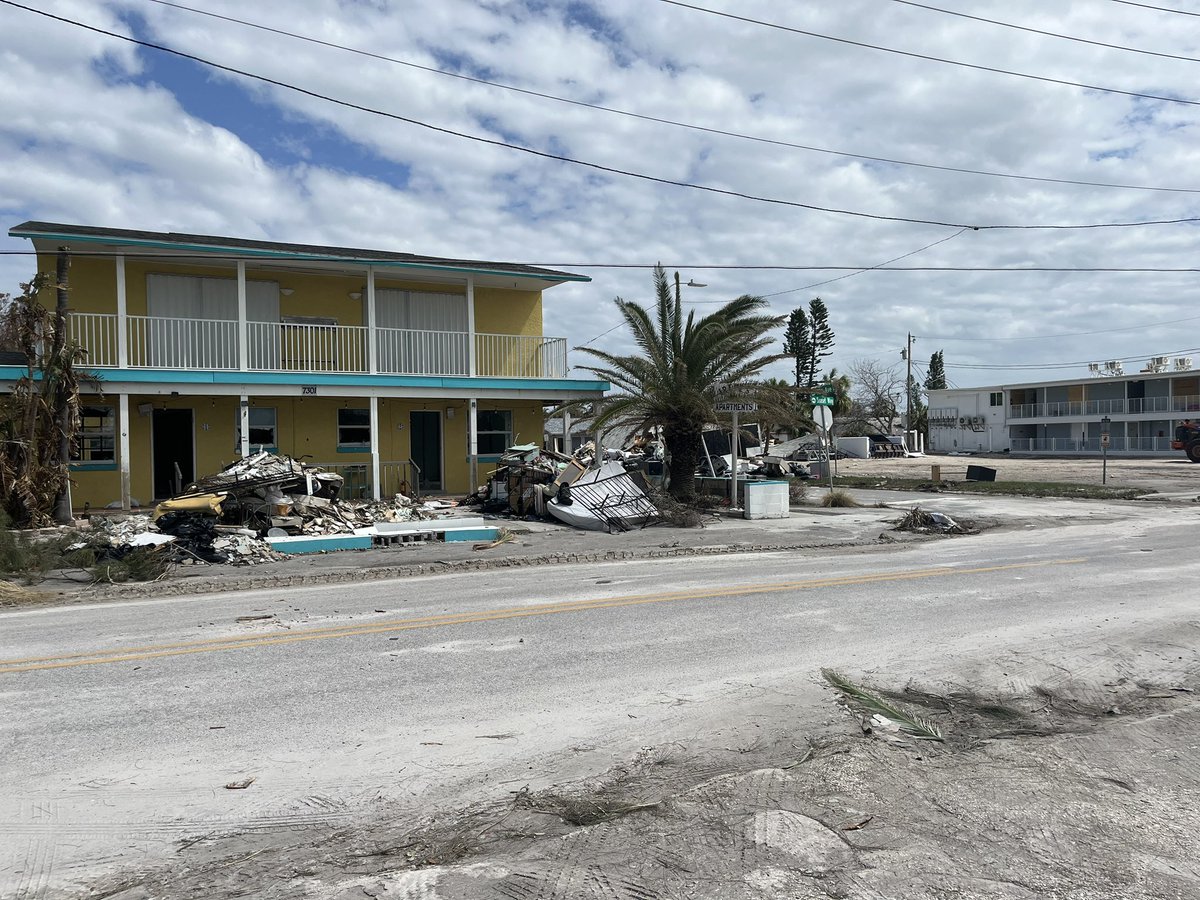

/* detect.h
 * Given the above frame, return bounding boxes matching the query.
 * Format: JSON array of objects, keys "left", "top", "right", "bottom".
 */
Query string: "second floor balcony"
[
  {"left": 1008, "top": 394, "right": 1200, "bottom": 420},
  {"left": 68, "top": 312, "right": 570, "bottom": 379}
]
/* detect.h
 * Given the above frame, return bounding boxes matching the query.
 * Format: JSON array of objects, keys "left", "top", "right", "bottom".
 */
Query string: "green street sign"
[{"left": 813, "top": 396, "right": 835, "bottom": 407}]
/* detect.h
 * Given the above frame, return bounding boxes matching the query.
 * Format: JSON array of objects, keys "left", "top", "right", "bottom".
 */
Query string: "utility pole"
[
  {"left": 52, "top": 247, "right": 73, "bottom": 525},
  {"left": 903, "top": 332, "right": 914, "bottom": 451}
]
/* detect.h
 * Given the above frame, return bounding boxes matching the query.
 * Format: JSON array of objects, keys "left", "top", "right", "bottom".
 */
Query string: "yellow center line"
[{"left": 0, "top": 558, "right": 1085, "bottom": 674}]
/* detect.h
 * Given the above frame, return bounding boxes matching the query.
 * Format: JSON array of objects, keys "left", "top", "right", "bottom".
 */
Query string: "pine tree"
[
  {"left": 924, "top": 350, "right": 946, "bottom": 391},
  {"left": 782, "top": 299, "right": 836, "bottom": 392},
  {"left": 806, "top": 298, "right": 835, "bottom": 389},
  {"left": 782, "top": 307, "right": 811, "bottom": 389}
]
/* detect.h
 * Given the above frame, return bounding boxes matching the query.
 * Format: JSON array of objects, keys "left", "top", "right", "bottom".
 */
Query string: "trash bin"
[{"left": 965, "top": 464, "right": 997, "bottom": 482}]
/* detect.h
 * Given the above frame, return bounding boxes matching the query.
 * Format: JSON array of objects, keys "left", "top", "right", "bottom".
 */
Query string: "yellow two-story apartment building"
[{"left": 6, "top": 221, "right": 608, "bottom": 510}]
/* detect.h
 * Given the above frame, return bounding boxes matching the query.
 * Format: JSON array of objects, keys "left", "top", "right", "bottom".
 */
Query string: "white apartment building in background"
[{"left": 928, "top": 355, "right": 1198, "bottom": 456}]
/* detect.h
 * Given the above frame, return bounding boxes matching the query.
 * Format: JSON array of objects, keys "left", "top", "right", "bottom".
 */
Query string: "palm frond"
[{"left": 822, "top": 669, "right": 944, "bottom": 742}]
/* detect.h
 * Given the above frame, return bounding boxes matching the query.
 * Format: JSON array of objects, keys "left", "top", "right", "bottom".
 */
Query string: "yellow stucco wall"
[
  {"left": 38, "top": 255, "right": 545, "bottom": 336},
  {"left": 68, "top": 393, "right": 545, "bottom": 509},
  {"left": 31, "top": 249, "right": 562, "bottom": 509}
]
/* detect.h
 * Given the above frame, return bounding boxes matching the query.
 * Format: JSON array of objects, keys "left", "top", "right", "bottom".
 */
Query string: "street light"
[
  {"left": 674, "top": 271, "right": 707, "bottom": 304},
  {"left": 1100, "top": 415, "right": 1111, "bottom": 484}
]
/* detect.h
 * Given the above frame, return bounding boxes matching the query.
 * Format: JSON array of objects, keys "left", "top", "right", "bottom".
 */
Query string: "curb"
[{"left": 66, "top": 537, "right": 883, "bottom": 603}]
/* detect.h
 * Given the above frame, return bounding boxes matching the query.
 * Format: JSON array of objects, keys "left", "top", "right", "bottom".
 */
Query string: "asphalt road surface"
[{"left": 2, "top": 496, "right": 1197, "bottom": 898}]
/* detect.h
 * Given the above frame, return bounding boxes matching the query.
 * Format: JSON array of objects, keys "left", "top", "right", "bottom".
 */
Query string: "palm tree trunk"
[{"left": 664, "top": 423, "right": 702, "bottom": 500}]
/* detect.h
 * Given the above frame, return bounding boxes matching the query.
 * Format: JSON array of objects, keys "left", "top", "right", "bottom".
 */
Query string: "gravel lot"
[{"left": 835, "top": 452, "right": 1199, "bottom": 494}]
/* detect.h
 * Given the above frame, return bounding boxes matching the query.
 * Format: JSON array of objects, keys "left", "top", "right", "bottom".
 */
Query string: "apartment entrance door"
[
  {"left": 408, "top": 410, "right": 442, "bottom": 492},
  {"left": 152, "top": 409, "right": 194, "bottom": 498}
]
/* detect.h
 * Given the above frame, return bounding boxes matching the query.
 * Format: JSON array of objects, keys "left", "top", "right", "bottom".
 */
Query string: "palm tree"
[{"left": 576, "top": 265, "right": 785, "bottom": 500}]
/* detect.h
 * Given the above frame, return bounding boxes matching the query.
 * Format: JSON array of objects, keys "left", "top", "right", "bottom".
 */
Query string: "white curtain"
[
  {"left": 145, "top": 274, "right": 279, "bottom": 369},
  {"left": 374, "top": 289, "right": 468, "bottom": 374}
]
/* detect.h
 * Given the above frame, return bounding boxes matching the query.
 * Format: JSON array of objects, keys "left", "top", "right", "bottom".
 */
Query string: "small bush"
[
  {"left": 788, "top": 479, "right": 807, "bottom": 504},
  {"left": 821, "top": 489, "right": 861, "bottom": 508}
]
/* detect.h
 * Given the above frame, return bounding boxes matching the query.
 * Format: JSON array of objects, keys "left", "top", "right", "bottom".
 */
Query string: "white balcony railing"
[
  {"left": 377, "top": 328, "right": 469, "bottom": 376},
  {"left": 1011, "top": 395, "right": 1199, "bottom": 419},
  {"left": 247, "top": 321, "right": 367, "bottom": 374},
  {"left": 127, "top": 315, "right": 240, "bottom": 370},
  {"left": 68, "top": 312, "right": 119, "bottom": 367},
  {"left": 475, "top": 333, "right": 568, "bottom": 378},
  {"left": 65, "top": 312, "right": 570, "bottom": 379}
]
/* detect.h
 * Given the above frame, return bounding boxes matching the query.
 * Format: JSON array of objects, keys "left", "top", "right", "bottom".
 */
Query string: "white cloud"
[{"left": 1, "top": 0, "right": 1198, "bottom": 388}]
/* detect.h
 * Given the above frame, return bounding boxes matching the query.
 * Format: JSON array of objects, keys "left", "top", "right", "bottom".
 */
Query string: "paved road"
[{"left": 1, "top": 498, "right": 1196, "bottom": 898}]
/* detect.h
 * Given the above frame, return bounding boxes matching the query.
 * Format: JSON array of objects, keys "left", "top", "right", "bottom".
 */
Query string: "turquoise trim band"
[{"left": 0, "top": 366, "right": 609, "bottom": 393}]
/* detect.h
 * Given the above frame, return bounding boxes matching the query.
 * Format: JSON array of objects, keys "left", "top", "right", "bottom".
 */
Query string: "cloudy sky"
[{"left": 2, "top": 0, "right": 1199, "bottom": 389}]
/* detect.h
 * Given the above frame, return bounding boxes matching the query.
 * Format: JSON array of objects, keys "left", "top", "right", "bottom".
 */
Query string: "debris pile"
[
  {"left": 470, "top": 442, "right": 660, "bottom": 532},
  {"left": 88, "top": 452, "right": 446, "bottom": 567},
  {"left": 892, "top": 506, "right": 967, "bottom": 535}
]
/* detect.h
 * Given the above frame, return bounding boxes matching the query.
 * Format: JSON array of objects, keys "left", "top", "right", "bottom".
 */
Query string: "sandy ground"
[
  {"left": 837, "top": 451, "right": 1200, "bottom": 494},
  {"left": 86, "top": 618, "right": 1200, "bottom": 900}
]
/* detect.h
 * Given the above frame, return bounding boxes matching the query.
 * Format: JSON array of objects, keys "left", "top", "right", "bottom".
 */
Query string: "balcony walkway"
[{"left": 68, "top": 313, "right": 569, "bottom": 379}]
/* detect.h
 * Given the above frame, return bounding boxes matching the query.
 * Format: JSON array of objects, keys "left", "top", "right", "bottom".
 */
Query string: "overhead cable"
[
  {"left": 888, "top": 0, "right": 1200, "bottom": 64},
  {"left": 5, "top": 249, "right": 1200, "bottom": 274},
  {"left": 2, "top": 1, "right": 1198, "bottom": 232},
  {"left": 1109, "top": 0, "right": 1200, "bottom": 17},
  {"left": 139, "top": 0, "right": 1200, "bottom": 194},
  {"left": 656, "top": 0, "right": 1200, "bottom": 108}
]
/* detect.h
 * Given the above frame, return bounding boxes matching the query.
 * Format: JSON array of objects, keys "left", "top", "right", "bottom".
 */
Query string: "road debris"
[
  {"left": 893, "top": 506, "right": 967, "bottom": 534},
  {"left": 223, "top": 777, "right": 256, "bottom": 790}
]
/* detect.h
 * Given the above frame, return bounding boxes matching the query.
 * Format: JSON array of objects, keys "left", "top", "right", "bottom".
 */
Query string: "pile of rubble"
[
  {"left": 91, "top": 452, "right": 441, "bottom": 566},
  {"left": 470, "top": 441, "right": 659, "bottom": 532}
]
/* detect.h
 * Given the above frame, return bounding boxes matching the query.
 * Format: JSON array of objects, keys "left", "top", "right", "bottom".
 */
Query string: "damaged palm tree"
[
  {"left": 571, "top": 265, "right": 785, "bottom": 501},
  {"left": 0, "top": 266, "right": 87, "bottom": 527}
]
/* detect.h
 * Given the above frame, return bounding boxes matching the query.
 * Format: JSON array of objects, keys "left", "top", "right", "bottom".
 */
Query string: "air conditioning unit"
[
  {"left": 1150, "top": 356, "right": 1168, "bottom": 367},
  {"left": 973, "top": 415, "right": 985, "bottom": 425},
  {"left": 1104, "top": 360, "right": 1124, "bottom": 376},
  {"left": 959, "top": 416, "right": 969, "bottom": 426},
  {"left": 1175, "top": 357, "right": 1194, "bottom": 371},
  {"left": 1088, "top": 362, "right": 1101, "bottom": 377}
]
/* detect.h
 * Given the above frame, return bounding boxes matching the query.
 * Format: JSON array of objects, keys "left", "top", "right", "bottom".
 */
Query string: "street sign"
[
  {"left": 813, "top": 395, "right": 835, "bottom": 407},
  {"left": 813, "top": 405, "right": 833, "bottom": 432},
  {"left": 715, "top": 401, "right": 758, "bottom": 412}
]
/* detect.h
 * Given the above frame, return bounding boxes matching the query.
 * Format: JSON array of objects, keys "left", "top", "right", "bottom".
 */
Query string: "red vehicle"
[{"left": 1171, "top": 421, "right": 1200, "bottom": 462}]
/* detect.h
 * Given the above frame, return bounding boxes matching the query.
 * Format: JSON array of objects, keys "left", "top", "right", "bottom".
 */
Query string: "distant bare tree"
[{"left": 848, "top": 358, "right": 904, "bottom": 434}]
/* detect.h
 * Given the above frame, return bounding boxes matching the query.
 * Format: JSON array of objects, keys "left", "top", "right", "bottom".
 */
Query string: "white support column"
[
  {"left": 115, "top": 255, "right": 128, "bottom": 367},
  {"left": 366, "top": 266, "right": 378, "bottom": 374},
  {"left": 239, "top": 396, "right": 250, "bottom": 459},
  {"left": 119, "top": 393, "right": 132, "bottom": 511},
  {"left": 236, "top": 261, "right": 248, "bottom": 371},
  {"left": 468, "top": 397, "right": 479, "bottom": 491},
  {"left": 370, "top": 395, "right": 381, "bottom": 500},
  {"left": 562, "top": 408, "right": 572, "bottom": 455},
  {"left": 466, "top": 276, "right": 477, "bottom": 377}
]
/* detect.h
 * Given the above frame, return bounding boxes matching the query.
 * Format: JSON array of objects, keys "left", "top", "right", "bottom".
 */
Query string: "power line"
[
  {"left": 918, "top": 313, "right": 1200, "bottom": 342},
  {"left": 1109, "top": 0, "right": 1200, "bottom": 17},
  {"left": 760, "top": 228, "right": 969, "bottom": 299},
  {"left": 656, "top": 0, "right": 1200, "bottom": 108},
  {"left": 4, "top": 0, "right": 1199, "bottom": 232},
  {"left": 136, "top": 0, "right": 1200, "bottom": 195},
  {"left": 945, "top": 346, "right": 1200, "bottom": 370},
  {"left": 888, "top": 0, "right": 1200, "bottom": 64},
  {"left": 6, "top": 249, "right": 1200, "bottom": 275}
]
